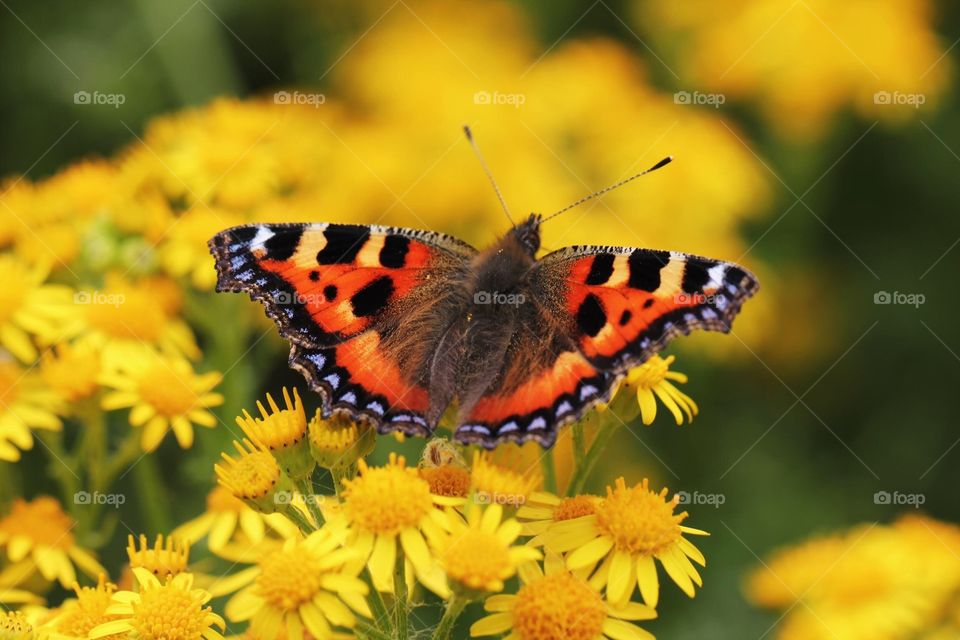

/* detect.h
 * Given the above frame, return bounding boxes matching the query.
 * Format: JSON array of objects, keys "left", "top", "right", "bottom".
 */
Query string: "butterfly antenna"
[
  {"left": 541, "top": 156, "right": 673, "bottom": 224},
  {"left": 463, "top": 125, "right": 515, "bottom": 225}
]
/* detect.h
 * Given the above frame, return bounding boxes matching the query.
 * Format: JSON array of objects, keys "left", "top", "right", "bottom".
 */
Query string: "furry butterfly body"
[{"left": 209, "top": 215, "right": 758, "bottom": 448}]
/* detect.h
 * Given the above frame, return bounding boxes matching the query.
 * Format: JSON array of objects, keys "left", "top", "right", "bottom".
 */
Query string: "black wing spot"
[
  {"left": 264, "top": 228, "right": 303, "bottom": 261},
  {"left": 323, "top": 285, "right": 338, "bottom": 302},
  {"left": 317, "top": 225, "right": 369, "bottom": 265},
  {"left": 231, "top": 226, "right": 259, "bottom": 243},
  {"left": 586, "top": 253, "right": 615, "bottom": 285},
  {"left": 642, "top": 298, "right": 655, "bottom": 309},
  {"left": 628, "top": 250, "right": 670, "bottom": 292},
  {"left": 350, "top": 276, "right": 394, "bottom": 317},
  {"left": 309, "top": 271, "right": 320, "bottom": 282},
  {"left": 576, "top": 294, "right": 607, "bottom": 337},
  {"left": 681, "top": 259, "right": 715, "bottom": 294},
  {"left": 619, "top": 310, "right": 633, "bottom": 326},
  {"left": 380, "top": 235, "right": 410, "bottom": 268}
]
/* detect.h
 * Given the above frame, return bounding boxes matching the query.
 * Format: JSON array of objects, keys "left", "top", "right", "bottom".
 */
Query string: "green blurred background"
[{"left": 3, "top": 0, "right": 959, "bottom": 637}]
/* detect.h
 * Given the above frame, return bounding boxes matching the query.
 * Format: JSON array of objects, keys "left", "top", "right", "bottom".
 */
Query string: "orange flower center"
[
  {"left": 554, "top": 496, "right": 598, "bottom": 521},
  {"left": 513, "top": 573, "right": 605, "bottom": 640},
  {"left": 442, "top": 529, "right": 511, "bottom": 590},
  {"left": 420, "top": 465, "right": 471, "bottom": 498},
  {"left": 136, "top": 365, "right": 199, "bottom": 417},
  {"left": 256, "top": 546, "right": 324, "bottom": 611},
  {"left": 0, "top": 496, "right": 74, "bottom": 548}
]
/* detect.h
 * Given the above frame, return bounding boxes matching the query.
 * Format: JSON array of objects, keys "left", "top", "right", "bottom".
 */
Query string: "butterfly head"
[{"left": 511, "top": 213, "right": 542, "bottom": 257}]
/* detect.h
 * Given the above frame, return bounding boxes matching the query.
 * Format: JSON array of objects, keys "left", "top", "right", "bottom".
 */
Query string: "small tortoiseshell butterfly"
[{"left": 209, "top": 137, "right": 758, "bottom": 449}]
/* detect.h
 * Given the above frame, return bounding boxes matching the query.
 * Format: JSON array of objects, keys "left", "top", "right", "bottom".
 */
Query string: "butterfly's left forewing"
[
  {"left": 210, "top": 222, "right": 476, "bottom": 436},
  {"left": 455, "top": 245, "right": 758, "bottom": 448}
]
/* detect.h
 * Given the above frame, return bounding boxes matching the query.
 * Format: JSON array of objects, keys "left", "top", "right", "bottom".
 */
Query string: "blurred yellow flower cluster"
[
  {"left": 747, "top": 514, "right": 960, "bottom": 639},
  {"left": 635, "top": 0, "right": 952, "bottom": 138}
]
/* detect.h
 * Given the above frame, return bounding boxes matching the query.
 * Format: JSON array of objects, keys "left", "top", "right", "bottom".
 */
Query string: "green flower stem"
[
  {"left": 130, "top": 455, "right": 172, "bottom": 533},
  {"left": 432, "top": 596, "right": 467, "bottom": 640},
  {"left": 364, "top": 568, "right": 393, "bottom": 634},
  {"left": 394, "top": 547, "right": 409, "bottom": 639},
  {"left": 355, "top": 619, "right": 392, "bottom": 640},
  {"left": 283, "top": 503, "right": 316, "bottom": 536},
  {"left": 38, "top": 431, "right": 80, "bottom": 511},
  {"left": 295, "top": 476, "right": 325, "bottom": 528},
  {"left": 572, "top": 417, "right": 587, "bottom": 469},
  {"left": 541, "top": 449, "right": 557, "bottom": 494},
  {"left": 567, "top": 413, "right": 619, "bottom": 496}
]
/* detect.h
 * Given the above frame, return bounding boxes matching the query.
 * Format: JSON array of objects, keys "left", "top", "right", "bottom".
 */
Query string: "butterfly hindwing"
[
  {"left": 210, "top": 222, "right": 476, "bottom": 435},
  {"left": 454, "top": 245, "right": 758, "bottom": 448}
]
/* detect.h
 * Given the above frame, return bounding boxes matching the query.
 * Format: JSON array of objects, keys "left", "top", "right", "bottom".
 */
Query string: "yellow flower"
[
  {"left": 471, "top": 553, "right": 656, "bottom": 640},
  {"left": 431, "top": 503, "right": 541, "bottom": 595},
  {"left": 0, "top": 255, "right": 73, "bottom": 362},
  {"left": 337, "top": 454, "right": 457, "bottom": 593},
  {"left": 126, "top": 534, "right": 190, "bottom": 580},
  {"left": 89, "top": 568, "right": 225, "bottom": 640},
  {"left": 46, "top": 574, "right": 121, "bottom": 640},
  {"left": 237, "top": 389, "right": 314, "bottom": 481},
  {"left": 545, "top": 478, "right": 707, "bottom": 607},
  {"left": 307, "top": 410, "right": 375, "bottom": 472},
  {"left": 471, "top": 450, "right": 542, "bottom": 506},
  {"left": 518, "top": 492, "right": 601, "bottom": 543},
  {"left": 69, "top": 274, "right": 200, "bottom": 366},
  {"left": 0, "top": 360, "right": 63, "bottom": 462},
  {"left": 160, "top": 207, "right": 244, "bottom": 290},
  {"left": 746, "top": 516, "right": 960, "bottom": 640},
  {"left": 636, "top": 0, "right": 952, "bottom": 138},
  {"left": 100, "top": 348, "right": 223, "bottom": 452},
  {"left": 609, "top": 355, "right": 697, "bottom": 426},
  {"left": 0, "top": 497, "right": 104, "bottom": 589},
  {"left": 221, "top": 528, "right": 370, "bottom": 639},
  {"left": 39, "top": 341, "right": 102, "bottom": 404},
  {"left": 215, "top": 438, "right": 292, "bottom": 513},
  {"left": 172, "top": 486, "right": 299, "bottom": 554}
]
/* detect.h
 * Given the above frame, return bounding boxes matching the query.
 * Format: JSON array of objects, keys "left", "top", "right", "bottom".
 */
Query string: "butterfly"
[{"left": 209, "top": 149, "right": 758, "bottom": 449}]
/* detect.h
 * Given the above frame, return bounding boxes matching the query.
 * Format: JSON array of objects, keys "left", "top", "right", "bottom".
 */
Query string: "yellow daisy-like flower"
[
  {"left": 70, "top": 274, "right": 200, "bottom": 366},
  {"left": 307, "top": 411, "right": 376, "bottom": 472},
  {"left": 221, "top": 527, "right": 370, "bottom": 640},
  {"left": 0, "top": 255, "right": 73, "bottom": 363},
  {"left": 614, "top": 355, "right": 698, "bottom": 426},
  {"left": 100, "top": 348, "right": 223, "bottom": 452},
  {"left": 431, "top": 503, "right": 542, "bottom": 595},
  {"left": 215, "top": 438, "right": 291, "bottom": 514},
  {"left": 0, "top": 359, "right": 63, "bottom": 462},
  {"left": 471, "top": 450, "right": 542, "bottom": 506},
  {"left": 46, "top": 574, "right": 121, "bottom": 639},
  {"left": 160, "top": 207, "right": 244, "bottom": 290},
  {"left": 89, "top": 568, "right": 225, "bottom": 640},
  {"left": 746, "top": 517, "right": 960, "bottom": 640},
  {"left": 126, "top": 534, "right": 190, "bottom": 580},
  {"left": 39, "top": 341, "right": 102, "bottom": 404},
  {"left": 518, "top": 492, "right": 601, "bottom": 544},
  {"left": 337, "top": 454, "right": 457, "bottom": 593},
  {"left": 471, "top": 553, "right": 656, "bottom": 640},
  {"left": 237, "top": 389, "right": 314, "bottom": 481},
  {"left": 172, "top": 486, "right": 299, "bottom": 554},
  {"left": 545, "top": 478, "right": 707, "bottom": 607},
  {"left": 0, "top": 497, "right": 105, "bottom": 588}
]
